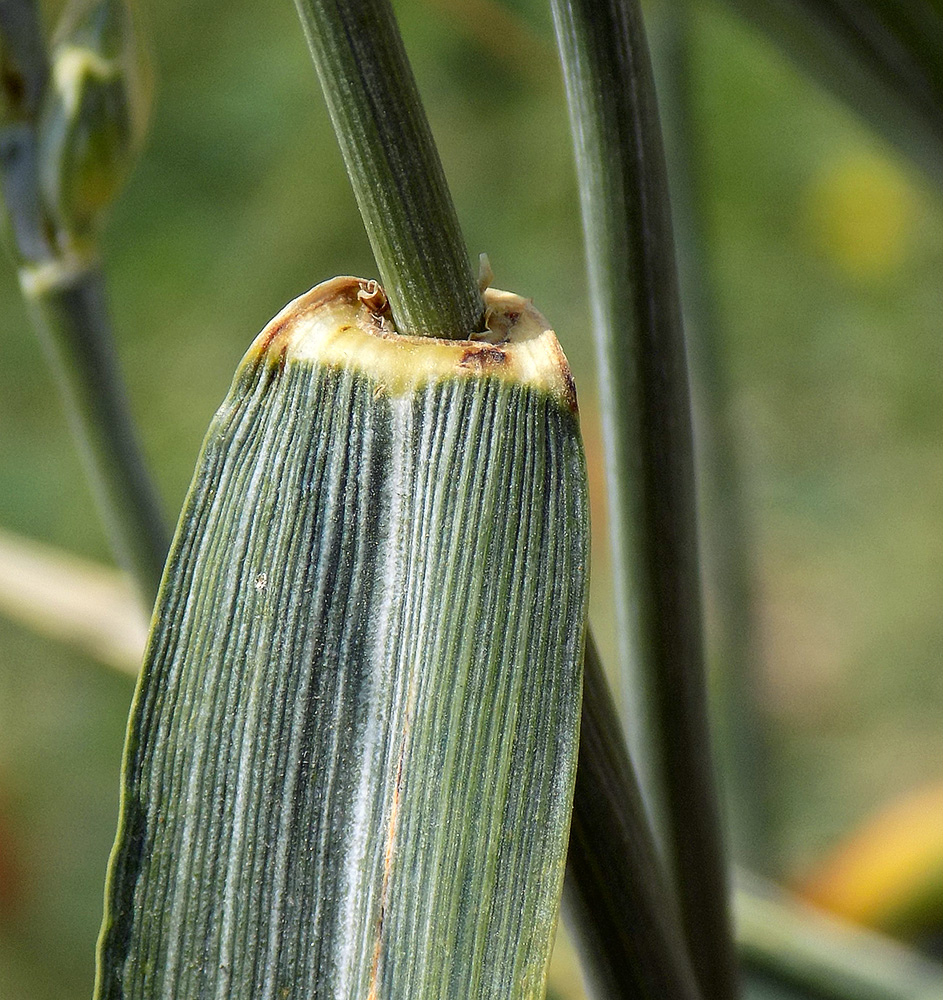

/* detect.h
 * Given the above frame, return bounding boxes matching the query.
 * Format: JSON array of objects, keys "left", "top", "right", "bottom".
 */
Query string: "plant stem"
[
  {"left": 649, "top": 0, "right": 775, "bottom": 874},
  {"left": 572, "top": 637, "right": 943, "bottom": 1000},
  {"left": 550, "top": 0, "right": 738, "bottom": 996},
  {"left": 565, "top": 631, "right": 703, "bottom": 1000},
  {"left": 292, "top": 0, "right": 484, "bottom": 339},
  {"left": 0, "top": 0, "right": 169, "bottom": 604},
  {"left": 22, "top": 260, "right": 169, "bottom": 600}
]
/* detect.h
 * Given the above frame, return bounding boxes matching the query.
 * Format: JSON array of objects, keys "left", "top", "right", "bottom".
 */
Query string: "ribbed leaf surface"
[{"left": 95, "top": 278, "right": 588, "bottom": 1000}]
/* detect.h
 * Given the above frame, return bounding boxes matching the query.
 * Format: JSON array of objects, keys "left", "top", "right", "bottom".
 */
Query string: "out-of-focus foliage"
[
  {"left": 3, "top": 0, "right": 943, "bottom": 997},
  {"left": 800, "top": 783, "right": 943, "bottom": 938}
]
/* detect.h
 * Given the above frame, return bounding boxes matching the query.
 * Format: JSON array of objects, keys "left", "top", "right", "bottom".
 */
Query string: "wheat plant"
[{"left": 2, "top": 0, "right": 943, "bottom": 998}]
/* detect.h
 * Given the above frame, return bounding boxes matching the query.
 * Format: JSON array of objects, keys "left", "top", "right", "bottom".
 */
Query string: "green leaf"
[
  {"left": 94, "top": 276, "right": 589, "bottom": 999},
  {"left": 736, "top": 877, "right": 943, "bottom": 1000}
]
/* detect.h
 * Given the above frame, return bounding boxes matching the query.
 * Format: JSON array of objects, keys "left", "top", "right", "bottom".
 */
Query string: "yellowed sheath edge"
[{"left": 244, "top": 275, "right": 578, "bottom": 412}]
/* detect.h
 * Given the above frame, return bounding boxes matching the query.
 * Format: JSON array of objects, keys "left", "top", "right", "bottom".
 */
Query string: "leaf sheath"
[{"left": 95, "top": 277, "right": 589, "bottom": 1000}]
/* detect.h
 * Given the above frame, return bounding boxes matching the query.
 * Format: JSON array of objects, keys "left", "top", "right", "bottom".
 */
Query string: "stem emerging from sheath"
[
  {"left": 292, "top": 0, "right": 484, "bottom": 339},
  {"left": 292, "top": 3, "right": 708, "bottom": 994}
]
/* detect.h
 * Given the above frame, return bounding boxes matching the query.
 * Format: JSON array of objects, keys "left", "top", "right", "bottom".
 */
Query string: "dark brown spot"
[
  {"left": 460, "top": 346, "right": 507, "bottom": 370},
  {"left": 275, "top": 343, "right": 289, "bottom": 375},
  {"left": 562, "top": 366, "right": 579, "bottom": 413}
]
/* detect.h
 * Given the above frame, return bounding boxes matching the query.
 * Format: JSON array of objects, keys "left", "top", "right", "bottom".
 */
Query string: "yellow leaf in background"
[
  {"left": 803, "top": 151, "right": 918, "bottom": 280},
  {"left": 0, "top": 529, "right": 146, "bottom": 675}
]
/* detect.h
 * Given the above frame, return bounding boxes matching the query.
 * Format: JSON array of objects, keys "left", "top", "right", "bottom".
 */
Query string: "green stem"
[
  {"left": 292, "top": 0, "right": 484, "bottom": 339},
  {"left": 550, "top": 0, "right": 737, "bottom": 996},
  {"left": 565, "top": 631, "right": 703, "bottom": 1000},
  {"left": 0, "top": 1, "right": 169, "bottom": 604},
  {"left": 23, "top": 261, "right": 169, "bottom": 600},
  {"left": 650, "top": 0, "right": 775, "bottom": 874},
  {"left": 0, "top": 118, "right": 51, "bottom": 260}
]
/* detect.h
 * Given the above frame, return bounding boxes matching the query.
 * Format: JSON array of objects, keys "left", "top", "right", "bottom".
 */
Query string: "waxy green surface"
[{"left": 95, "top": 278, "right": 589, "bottom": 999}]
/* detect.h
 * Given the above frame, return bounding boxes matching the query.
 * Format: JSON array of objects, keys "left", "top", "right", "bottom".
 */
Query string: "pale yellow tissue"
[{"left": 803, "top": 151, "right": 918, "bottom": 279}]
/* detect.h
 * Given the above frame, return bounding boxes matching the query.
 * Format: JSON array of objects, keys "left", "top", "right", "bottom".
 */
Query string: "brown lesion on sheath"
[
  {"left": 561, "top": 366, "right": 578, "bottom": 414},
  {"left": 255, "top": 316, "right": 290, "bottom": 358},
  {"left": 250, "top": 277, "right": 371, "bottom": 361},
  {"left": 459, "top": 345, "right": 507, "bottom": 371},
  {"left": 275, "top": 343, "right": 289, "bottom": 375}
]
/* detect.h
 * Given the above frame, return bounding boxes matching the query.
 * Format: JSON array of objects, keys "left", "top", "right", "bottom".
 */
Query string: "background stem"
[
  {"left": 24, "top": 263, "right": 169, "bottom": 600},
  {"left": 292, "top": 0, "right": 484, "bottom": 339},
  {"left": 550, "top": 0, "right": 737, "bottom": 996},
  {"left": 649, "top": 0, "right": 775, "bottom": 874}
]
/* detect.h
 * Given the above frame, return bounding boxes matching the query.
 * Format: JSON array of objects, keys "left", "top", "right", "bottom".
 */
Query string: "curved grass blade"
[
  {"left": 94, "top": 275, "right": 589, "bottom": 999},
  {"left": 648, "top": 0, "right": 776, "bottom": 874},
  {"left": 564, "top": 632, "right": 943, "bottom": 1000},
  {"left": 737, "top": 875, "right": 943, "bottom": 1000}
]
